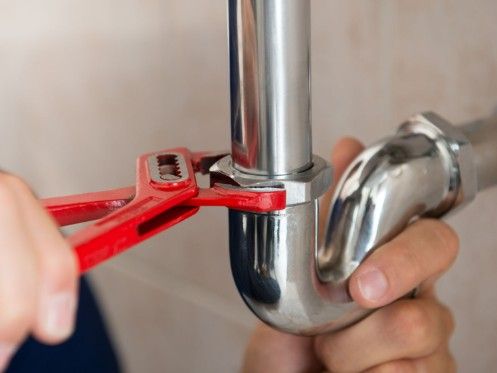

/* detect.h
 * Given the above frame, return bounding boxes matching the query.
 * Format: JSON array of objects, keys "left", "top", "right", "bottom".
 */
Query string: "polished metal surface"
[
  {"left": 230, "top": 202, "right": 367, "bottom": 335},
  {"left": 228, "top": 0, "right": 312, "bottom": 176},
  {"left": 230, "top": 111, "right": 481, "bottom": 335},
  {"left": 227, "top": 0, "right": 337, "bottom": 334},
  {"left": 226, "top": 0, "right": 497, "bottom": 336},
  {"left": 461, "top": 115, "right": 497, "bottom": 191},
  {"left": 210, "top": 154, "right": 331, "bottom": 206},
  {"left": 318, "top": 112, "right": 477, "bottom": 289}
]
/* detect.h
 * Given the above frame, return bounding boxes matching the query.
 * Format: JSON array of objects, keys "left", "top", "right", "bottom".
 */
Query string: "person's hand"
[
  {"left": 0, "top": 173, "right": 78, "bottom": 370},
  {"left": 242, "top": 138, "right": 457, "bottom": 373}
]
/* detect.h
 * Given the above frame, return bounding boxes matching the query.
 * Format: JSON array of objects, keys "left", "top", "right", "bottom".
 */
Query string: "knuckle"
[
  {"left": 389, "top": 302, "right": 438, "bottom": 355},
  {"left": 396, "top": 244, "right": 422, "bottom": 284},
  {"left": 428, "top": 220, "right": 460, "bottom": 261},
  {"left": 41, "top": 247, "right": 78, "bottom": 289}
]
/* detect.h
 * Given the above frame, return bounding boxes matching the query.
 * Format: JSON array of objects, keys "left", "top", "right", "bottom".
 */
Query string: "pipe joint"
[
  {"left": 401, "top": 112, "right": 478, "bottom": 208},
  {"left": 210, "top": 155, "right": 331, "bottom": 206}
]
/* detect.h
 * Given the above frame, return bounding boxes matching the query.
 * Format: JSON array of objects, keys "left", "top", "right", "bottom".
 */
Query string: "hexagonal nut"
[
  {"left": 399, "top": 111, "right": 478, "bottom": 208},
  {"left": 210, "top": 155, "right": 332, "bottom": 206}
]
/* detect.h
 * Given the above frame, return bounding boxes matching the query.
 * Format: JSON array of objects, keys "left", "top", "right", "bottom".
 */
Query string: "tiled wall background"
[{"left": 0, "top": 1, "right": 496, "bottom": 372}]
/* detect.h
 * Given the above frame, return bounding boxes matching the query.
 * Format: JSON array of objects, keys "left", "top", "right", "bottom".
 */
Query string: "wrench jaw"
[
  {"left": 191, "top": 150, "right": 230, "bottom": 175},
  {"left": 149, "top": 152, "right": 189, "bottom": 183},
  {"left": 143, "top": 148, "right": 196, "bottom": 191}
]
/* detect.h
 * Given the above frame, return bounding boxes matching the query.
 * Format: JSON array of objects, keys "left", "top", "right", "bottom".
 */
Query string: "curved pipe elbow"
[
  {"left": 229, "top": 202, "right": 368, "bottom": 335},
  {"left": 229, "top": 112, "right": 478, "bottom": 335},
  {"left": 317, "top": 132, "right": 458, "bottom": 284}
]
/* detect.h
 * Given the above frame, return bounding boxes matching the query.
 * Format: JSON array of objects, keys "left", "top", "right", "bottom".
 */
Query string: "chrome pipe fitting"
[
  {"left": 309, "top": 112, "right": 496, "bottom": 333},
  {"left": 318, "top": 112, "right": 478, "bottom": 299},
  {"left": 226, "top": 0, "right": 336, "bottom": 334},
  {"left": 210, "top": 155, "right": 331, "bottom": 207},
  {"left": 461, "top": 115, "right": 497, "bottom": 191},
  {"left": 212, "top": 155, "right": 333, "bottom": 335},
  {"left": 221, "top": 108, "right": 497, "bottom": 335},
  {"left": 225, "top": 0, "right": 497, "bottom": 336}
]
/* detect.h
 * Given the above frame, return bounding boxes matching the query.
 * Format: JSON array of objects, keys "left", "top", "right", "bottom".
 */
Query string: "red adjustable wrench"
[{"left": 42, "top": 148, "right": 285, "bottom": 273}]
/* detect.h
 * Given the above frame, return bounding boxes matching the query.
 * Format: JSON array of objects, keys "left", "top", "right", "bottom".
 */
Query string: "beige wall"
[{"left": 0, "top": 1, "right": 496, "bottom": 372}]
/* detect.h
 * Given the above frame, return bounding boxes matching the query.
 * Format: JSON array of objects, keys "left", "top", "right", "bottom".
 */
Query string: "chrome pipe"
[
  {"left": 228, "top": 0, "right": 312, "bottom": 176},
  {"left": 318, "top": 113, "right": 477, "bottom": 291},
  {"left": 229, "top": 201, "right": 368, "bottom": 334},
  {"left": 461, "top": 116, "right": 497, "bottom": 191},
  {"left": 225, "top": 0, "right": 497, "bottom": 336},
  {"left": 223, "top": 109, "right": 497, "bottom": 335},
  {"left": 226, "top": 0, "right": 333, "bottom": 335},
  {"left": 314, "top": 112, "right": 495, "bottom": 333}
]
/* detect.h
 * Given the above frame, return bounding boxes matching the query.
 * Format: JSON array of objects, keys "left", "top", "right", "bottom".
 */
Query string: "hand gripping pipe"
[{"left": 217, "top": 0, "right": 497, "bottom": 335}]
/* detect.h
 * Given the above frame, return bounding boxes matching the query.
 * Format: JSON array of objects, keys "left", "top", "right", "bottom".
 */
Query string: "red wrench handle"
[
  {"left": 43, "top": 187, "right": 136, "bottom": 226},
  {"left": 43, "top": 187, "right": 198, "bottom": 273},
  {"left": 41, "top": 148, "right": 286, "bottom": 273}
]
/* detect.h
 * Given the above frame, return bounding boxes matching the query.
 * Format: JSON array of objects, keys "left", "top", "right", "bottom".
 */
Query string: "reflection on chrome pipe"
[
  {"left": 226, "top": 0, "right": 497, "bottom": 336},
  {"left": 228, "top": 0, "right": 312, "bottom": 176},
  {"left": 226, "top": 110, "right": 497, "bottom": 335},
  {"left": 314, "top": 112, "right": 496, "bottom": 333},
  {"left": 228, "top": 111, "right": 483, "bottom": 335},
  {"left": 318, "top": 113, "right": 478, "bottom": 290},
  {"left": 226, "top": 0, "right": 336, "bottom": 334},
  {"left": 230, "top": 202, "right": 367, "bottom": 334}
]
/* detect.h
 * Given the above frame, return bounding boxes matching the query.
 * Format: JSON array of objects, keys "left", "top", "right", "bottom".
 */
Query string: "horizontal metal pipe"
[
  {"left": 228, "top": 0, "right": 312, "bottom": 176},
  {"left": 461, "top": 115, "right": 497, "bottom": 191}
]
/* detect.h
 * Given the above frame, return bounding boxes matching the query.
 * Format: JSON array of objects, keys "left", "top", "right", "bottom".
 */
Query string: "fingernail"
[
  {"left": 356, "top": 268, "right": 389, "bottom": 301},
  {"left": 43, "top": 292, "right": 76, "bottom": 340},
  {"left": 0, "top": 343, "right": 16, "bottom": 371}
]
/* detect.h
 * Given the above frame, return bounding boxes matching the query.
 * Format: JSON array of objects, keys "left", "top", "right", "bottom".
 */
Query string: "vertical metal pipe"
[
  {"left": 227, "top": 0, "right": 337, "bottom": 335},
  {"left": 228, "top": 0, "right": 312, "bottom": 176}
]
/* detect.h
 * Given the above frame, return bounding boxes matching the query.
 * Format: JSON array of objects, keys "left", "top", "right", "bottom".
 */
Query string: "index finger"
[{"left": 349, "top": 219, "right": 459, "bottom": 308}]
